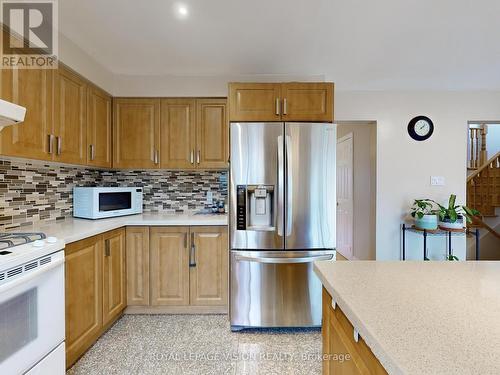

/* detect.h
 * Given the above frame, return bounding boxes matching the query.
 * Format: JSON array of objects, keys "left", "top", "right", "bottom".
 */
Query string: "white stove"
[{"left": 0, "top": 232, "right": 66, "bottom": 375}]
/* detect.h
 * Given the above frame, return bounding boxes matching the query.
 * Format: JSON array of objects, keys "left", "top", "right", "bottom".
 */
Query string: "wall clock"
[{"left": 407, "top": 116, "right": 434, "bottom": 141}]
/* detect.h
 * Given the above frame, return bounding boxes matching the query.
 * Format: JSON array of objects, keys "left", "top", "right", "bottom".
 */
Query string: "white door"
[{"left": 336, "top": 134, "right": 354, "bottom": 259}]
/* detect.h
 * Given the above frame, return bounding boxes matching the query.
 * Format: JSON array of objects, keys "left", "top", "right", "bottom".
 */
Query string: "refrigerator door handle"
[
  {"left": 277, "top": 135, "right": 284, "bottom": 236},
  {"left": 234, "top": 254, "right": 333, "bottom": 264},
  {"left": 285, "top": 135, "right": 293, "bottom": 236}
]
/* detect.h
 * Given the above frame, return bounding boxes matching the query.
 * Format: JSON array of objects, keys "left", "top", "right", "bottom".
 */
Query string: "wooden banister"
[
  {"left": 468, "top": 125, "right": 488, "bottom": 169},
  {"left": 467, "top": 151, "right": 500, "bottom": 217},
  {"left": 467, "top": 151, "right": 500, "bottom": 182}
]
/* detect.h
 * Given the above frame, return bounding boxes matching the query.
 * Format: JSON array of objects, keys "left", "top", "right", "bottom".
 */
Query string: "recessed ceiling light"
[{"left": 174, "top": 3, "right": 189, "bottom": 19}]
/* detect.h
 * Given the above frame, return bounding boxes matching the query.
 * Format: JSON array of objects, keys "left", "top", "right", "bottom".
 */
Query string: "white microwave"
[{"left": 73, "top": 187, "right": 143, "bottom": 219}]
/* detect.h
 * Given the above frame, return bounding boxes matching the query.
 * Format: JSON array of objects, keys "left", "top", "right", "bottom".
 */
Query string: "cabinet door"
[
  {"left": 160, "top": 99, "right": 196, "bottom": 169},
  {"left": 196, "top": 99, "right": 228, "bottom": 169},
  {"left": 0, "top": 68, "right": 54, "bottom": 160},
  {"left": 228, "top": 83, "right": 281, "bottom": 122},
  {"left": 189, "top": 226, "right": 228, "bottom": 306},
  {"left": 150, "top": 227, "right": 190, "bottom": 306},
  {"left": 113, "top": 98, "right": 160, "bottom": 169},
  {"left": 126, "top": 227, "right": 150, "bottom": 306},
  {"left": 87, "top": 85, "right": 112, "bottom": 168},
  {"left": 54, "top": 66, "right": 87, "bottom": 164},
  {"left": 102, "top": 228, "right": 126, "bottom": 326},
  {"left": 65, "top": 236, "right": 102, "bottom": 368},
  {"left": 281, "top": 82, "right": 334, "bottom": 122}
]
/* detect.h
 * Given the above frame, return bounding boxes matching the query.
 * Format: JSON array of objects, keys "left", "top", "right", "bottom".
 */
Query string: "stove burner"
[{"left": 0, "top": 232, "right": 47, "bottom": 250}]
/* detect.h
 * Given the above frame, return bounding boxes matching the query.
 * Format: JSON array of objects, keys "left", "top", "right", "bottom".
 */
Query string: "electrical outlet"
[
  {"left": 206, "top": 191, "right": 213, "bottom": 204},
  {"left": 430, "top": 176, "right": 445, "bottom": 186}
]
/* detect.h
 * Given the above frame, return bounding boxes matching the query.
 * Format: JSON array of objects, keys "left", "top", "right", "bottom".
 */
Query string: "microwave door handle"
[
  {"left": 277, "top": 135, "right": 284, "bottom": 237},
  {"left": 285, "top": 135, "right": 292, "bottom": 236},
  {"left": 0, "top": 258, "right": 64, "bottom": 294}
]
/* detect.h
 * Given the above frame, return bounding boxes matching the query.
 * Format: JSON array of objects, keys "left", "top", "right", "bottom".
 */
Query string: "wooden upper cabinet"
[
  {"left": 65, "top": 236, "right": 102, "bottom": 368},
  {"left": 126, "top": 227, "right": 150, "bottom": 306},
  {"left": 0, "top": 68, "right": 54, "bottom": 160},
  {"left": 87, "top": 85, "right": 112, "bottom": 168},
  {"left": 113, "top": 98, "right": 160, "bottom": 169},
  {"left": 189, "top": 226, "right": 228, "bottom": 306},
  {"left": 229, "top": 83, "right": 281, "bottom": 122},
  {"left": 150, "top": 227, "right": 190, "bottom": 306},
  {"left": 160, "top": 99, "right": 196, "bottom": 169},
  {"left": 196, "top": 99, "right": 228, "bottom": 169},
  {"left": 281, "top": 82, "right": 334, "bottom": 122},
  {"left": 102, "top": 228, "right": 126, "bottom": 326},
  {"left": 54, "top": 66, "right": 87, "bottom": 165},
  {"left": 228, "top": 82, "right": 334, "bottom": 122}
]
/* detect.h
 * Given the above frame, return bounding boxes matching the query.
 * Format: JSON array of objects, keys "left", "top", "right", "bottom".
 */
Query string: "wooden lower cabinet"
[
  {"left": 322, "top": 288, "right": 387, "bottom": 375},
  {"left": 150, "top": 227, "right": 190, "bottom": 306},
  {"left": 65, "top": 230, "right": 126, "bottom": 369},
  {"left": 126, "top": 227, "right": 150, "bottom": 306},
  {"left": 102, "top": 228, "right": 126, "bottom": 326},
  {"left": 189, "top": 227, "right": 228, "bottom": 306},
  {"left": 65, "top": 236, "right": 103, "bottom": 369},
  {"left": 127, "top": 225, "right": 228, "bottom": 311}
]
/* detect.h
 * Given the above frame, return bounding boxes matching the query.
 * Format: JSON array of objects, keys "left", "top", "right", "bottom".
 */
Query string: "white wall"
[
  {"left": 58, "top": 32, "right": 114, "bottom": 91},
  {"left": 336, "top": 91, "right": 500, "bottom": 260}
]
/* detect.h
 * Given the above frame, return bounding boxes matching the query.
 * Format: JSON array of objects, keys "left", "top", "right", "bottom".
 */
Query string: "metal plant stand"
[{"left": 401, "top": 224, "right": 480, "bottom": 261}]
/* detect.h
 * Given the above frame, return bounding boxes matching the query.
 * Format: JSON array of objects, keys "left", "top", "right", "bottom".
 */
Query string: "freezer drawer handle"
[{"left": 234, "top": 254, "right": 333, "bottom": 264}]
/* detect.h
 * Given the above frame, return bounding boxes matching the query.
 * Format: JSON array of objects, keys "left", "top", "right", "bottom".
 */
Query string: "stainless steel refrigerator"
[{"left": 229, "top": 122, "right": 336, "bottom": 330}]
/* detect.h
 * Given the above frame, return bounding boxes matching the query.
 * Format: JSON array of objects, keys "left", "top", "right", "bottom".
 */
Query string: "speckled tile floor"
[{"left": 67, "top": 314, "right": 322, "bottom": 375}]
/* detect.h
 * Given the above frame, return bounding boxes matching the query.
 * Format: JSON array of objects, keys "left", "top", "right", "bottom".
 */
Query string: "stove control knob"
[
  {"left": 46, "top": 236, "right": 58, "bottom": 243},
  {"left": 33, "top": 240, "right": 45, "bottom": 247}
]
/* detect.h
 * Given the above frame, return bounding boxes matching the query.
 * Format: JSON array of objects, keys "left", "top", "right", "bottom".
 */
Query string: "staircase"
[
  {"left": 467, "top": 151, "right": 500, "bottom": 217},
  {"left": 466, "top": 151, "right": 500, "bottom": 259}
]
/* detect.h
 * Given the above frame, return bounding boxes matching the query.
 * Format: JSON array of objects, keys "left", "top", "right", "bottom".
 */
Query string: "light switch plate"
[{"left": 430, "top": 176, "right": 445, "bottom": 186}]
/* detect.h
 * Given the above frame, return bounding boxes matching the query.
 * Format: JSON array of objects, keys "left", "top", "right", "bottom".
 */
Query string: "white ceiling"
[{"left": 59, "top": 0, "right": 500, "bottom": 90}]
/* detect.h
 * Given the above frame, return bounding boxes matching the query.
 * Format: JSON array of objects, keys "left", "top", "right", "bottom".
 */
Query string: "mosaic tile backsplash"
[{"left": 0, "top": 157, "right": 227, "bottom": 230}]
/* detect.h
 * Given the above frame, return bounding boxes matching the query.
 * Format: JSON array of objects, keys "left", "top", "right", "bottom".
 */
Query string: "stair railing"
[
  {"left": 467, "top": 151, "right": 500, "bottom": 216},
  {"left": 468, "top": 124, "right": 488, "bottom": 169}
]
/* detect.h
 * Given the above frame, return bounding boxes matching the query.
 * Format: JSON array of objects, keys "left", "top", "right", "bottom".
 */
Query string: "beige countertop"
[
  {"left": 313, "top": 261, "right": 500, "bottom": 375},
  {"left": 16, "top": 213, "right": 227, "bottom": 244}
]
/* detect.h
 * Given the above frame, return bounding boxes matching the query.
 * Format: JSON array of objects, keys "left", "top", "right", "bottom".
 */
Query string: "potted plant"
[
  {"left": 432, "top": 194, "right": 480, "bottom": 230},
  {"left": 410, "top": 199, "right": 438, "bottom": 230}
]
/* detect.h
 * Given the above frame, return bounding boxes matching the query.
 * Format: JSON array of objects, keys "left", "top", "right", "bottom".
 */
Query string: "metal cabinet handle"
[
  {"left": 275, "top": 98, "right": 280, "bottom": 115},
  {"left": 48, "top": 134, "right": 54, "bottom": 154},
  {"left": 190, "top": 150, "right": 194, "bottom": 164},
  {"left": 154, "top": 149, "right": 159, "bottom": 164},
  {"left": 184, "top": 233, "right": 187, "bottom": 248},
  {"left": 56, "top": 136, "right": 62, "bottom": 155},
  {"left": 105, "top": 239, "right": 110, "bottom": 257},
  {"left": 197, "top": 150, "right": 200, "bottom": 164},
  {"left": 189, "top": 233, "right": 196, "bottom": 267},
  {"left": 235, "top": 254, "right": 333, "bottom": 264},
  {"left": 90, "top": 144, "right": 95, "bottom": 161},
  {"left": 283, "top": 98, "right": 288, "bottom": 115}
]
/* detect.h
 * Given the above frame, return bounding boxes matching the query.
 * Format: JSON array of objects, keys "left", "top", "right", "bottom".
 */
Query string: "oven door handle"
[
  {"left": 234, "top": 254, "right": 333, "bottom": 264},
  {"left": 0, "top": 258, "right": 64, "bottom": 294}
]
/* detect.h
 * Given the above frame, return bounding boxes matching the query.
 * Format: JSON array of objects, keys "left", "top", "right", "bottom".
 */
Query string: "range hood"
[{"left": 0, "top": 99, "right": 26, "bottom": 130}]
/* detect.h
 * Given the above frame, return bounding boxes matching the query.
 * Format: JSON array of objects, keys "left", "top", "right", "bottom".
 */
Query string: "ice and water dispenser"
[{"left": 236, "top": 185, "right": 274, "bottom": 231}]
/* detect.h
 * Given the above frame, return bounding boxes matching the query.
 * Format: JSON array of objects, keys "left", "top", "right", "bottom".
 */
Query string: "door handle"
[
  {"left": 277, "top": 136, "right": 284, "bottom": 237},
  {"left": 275, "top": 97, "right": 280, "bottom": 116},
  {"left": 197, "top": 150, "right": 200, "bottom": 164},
  {"left": 90, "top": 144, "right": 95, "bottom": 161},
  {"left": 190, "top": 150, "right": 194, "bottom": 164},
  {"left": 234, "top": 254, "right": 333, "bottom": 264},
  {"left": 283, "top": 98, "right": 288, "bottom": 115},
  {"left": 56, "top": 136, "right": 62, "bottom": 155},
  {"left": 48, "top": 134, "right": 54, "bottom": 154},
  {"left": 153, "top": 149, "right": 159, "bottom": 164},
  {"left": 285, "top": 135, "right": 292, "bottom": 236},
  {"left": 104, "top": 239, "right": 110, "bottom": 257},
  {"left": 184, "top": 233, "right": 187, "bottom": 248},
  {"left": 189, "top": 233, "right": 196, "bottom": 267}
]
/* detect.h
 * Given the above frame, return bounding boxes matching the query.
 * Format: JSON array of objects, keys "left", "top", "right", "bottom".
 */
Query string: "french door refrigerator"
[{"left": 230, "top": 122, "right": 336, "bottom": 330}]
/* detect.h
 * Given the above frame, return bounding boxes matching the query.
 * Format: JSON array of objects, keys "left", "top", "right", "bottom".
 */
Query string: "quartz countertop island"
[{"left": 314, "top": 261, "right": 500, "bottom": 375}]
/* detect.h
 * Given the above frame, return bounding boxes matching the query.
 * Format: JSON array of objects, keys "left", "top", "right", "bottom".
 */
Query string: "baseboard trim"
[{"left": 125, "top": 305, "right": 228, "bottom": 315}]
